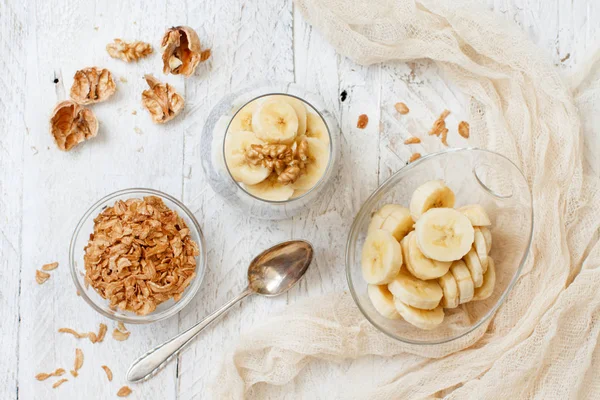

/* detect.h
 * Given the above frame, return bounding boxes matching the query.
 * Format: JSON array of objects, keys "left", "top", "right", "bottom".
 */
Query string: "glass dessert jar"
[{"left": 201, "top": 83, "right": 339, "bottom": 220}]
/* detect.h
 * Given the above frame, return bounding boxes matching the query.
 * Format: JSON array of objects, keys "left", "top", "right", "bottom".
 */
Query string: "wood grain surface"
[{"left": 1, "top": 0, "right": 598, "bottom": 398}]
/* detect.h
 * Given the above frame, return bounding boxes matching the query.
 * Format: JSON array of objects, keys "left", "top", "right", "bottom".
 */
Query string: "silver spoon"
[{"left": 126, "top": 240, "right": 314, "bottom": 382}]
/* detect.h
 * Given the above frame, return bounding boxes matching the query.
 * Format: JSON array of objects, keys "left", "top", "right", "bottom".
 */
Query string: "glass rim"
[
  {"left": 68, "top": 187, "right": 207, "bottom": 324},
  {"left": 345, "top": 147, "right": 534, "bottom": 345},
  {"left": 222, "top": 92, "right": 334, "bottom": 204}
]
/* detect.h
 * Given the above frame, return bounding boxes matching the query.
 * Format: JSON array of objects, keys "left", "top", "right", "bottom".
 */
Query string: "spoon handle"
[{"left": 126, "top": 287, "right": 253, "bottom": 382}]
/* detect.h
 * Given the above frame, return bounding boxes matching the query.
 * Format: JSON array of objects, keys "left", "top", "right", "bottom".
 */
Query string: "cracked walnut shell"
[
  {"left": 50, "top": 101, "right": 98, "bottom": 151},
  {"left": 106, "top": 39, "right": 153, "bottom": 62},
  {"left": 70, "top": 67, "right": 116, "bottom": 105},
  {"left": 141, "top": 74, "right": 184, "bottom": 124},
  {"left": 161, "top": 26, "right": 210, "bottom": 76}
]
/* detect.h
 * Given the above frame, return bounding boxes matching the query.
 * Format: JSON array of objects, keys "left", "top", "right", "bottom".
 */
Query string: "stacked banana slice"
[
  {"left": 362, "top": 180, "right": 495, "bottom": 330},
  {"left": 224, "top": 95, "right": 330, "bottom": 201}
]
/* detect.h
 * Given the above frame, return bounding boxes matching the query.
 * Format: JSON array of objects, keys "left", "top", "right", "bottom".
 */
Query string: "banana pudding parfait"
[{"left": 224, "top": 94, "right": 331, "bottom": 202}]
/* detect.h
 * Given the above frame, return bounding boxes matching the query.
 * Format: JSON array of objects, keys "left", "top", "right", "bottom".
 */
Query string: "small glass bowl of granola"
[
  {"left": 201, "top": 82, "right": 339, "bottom": 220},
  {"left": 69, "top": 188, "right": 207, "bottom": 324}
]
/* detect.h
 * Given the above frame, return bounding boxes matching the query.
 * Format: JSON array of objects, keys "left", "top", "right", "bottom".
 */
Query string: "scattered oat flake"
[
  {"left": 441, "top": 128, "right": 449, "bottom": 146},
  {"left": 409, "top": 153, "right": 421, "bottom": 163},
  {"left": 101, "top": 365, "right": 113, "bottom": 382},
  {"left": 36, "top": 368, "right": 65, "bottom": 381},
  {"left": 42, "top": 262, "right": 59, "bottom": 271},
  {"left": 52, "top": 378, "right": 68, "bottom": 388},
  {"left": 74, "top": 348, "right": 84, "bottom": 371},
  {"left": 58, "top": 327, "right": 87, "bottom": 339},
  {"left": 36, "top": 270, "right": 51, "bottom": 284},
  {"left": 429, "top": 109, "right": 451, "bottom": 136},
  {"left": 357, "top": 114, "right": 369, "bottom": 129},
  {"left": 119, "top": 76, "right": 128, "bottom": 83},
  {"left": 117, "top": 386, "right": 133, "bottom": 397},
  {"left": 458, "top": 121, "right": 470, "bottom": 138},
  {"left": 395, "top": 102, "right": 409, "bottom": 114},
  {"left": 404, "top": 136, "right": 421, "bottom": 145},
  {"left": 97, "top": 323, "right": 108, "bottom": 342},
  {"left": 113, "top": 329, "right": 130, "bottom": 341}
]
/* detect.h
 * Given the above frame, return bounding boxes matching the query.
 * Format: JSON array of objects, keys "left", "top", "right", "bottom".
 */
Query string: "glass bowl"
[
  {"left": 346, "top": 148, "right": 533, "bottom": 344},
  {"left": 200, "top": 82, "right": 339, "bottom": 220},
  {"left": 69, "top": 188, "right": 207, "bottom": 324}
]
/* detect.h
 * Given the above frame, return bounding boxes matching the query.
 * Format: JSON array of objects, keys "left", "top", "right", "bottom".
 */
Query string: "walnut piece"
[
  {"left": 395, "top": 102, "right": 410, "bottom": 114},
  {"left": 245, "top": 138, "right": 309, "bottom": 184},
  {"left": 50, "top": 101, "right": 98, "bottom": 151},
  {"left": 357, "top": 114, "right": 369, "bottom": 129},
  {"left": 70, "top": 67, "right": 116, "bottom": 105},
  {"left": 106, "top": 39, "right": 153, "bottom": 62},
  {"left": 83, "top": 196, "right": 199, "bottom": 315},
  {"left": 161, "top": 26, "right": 210, "bottom": 76},
  {"left": 141, "top": 74, "right": 185, "bottom": 124},
  {"left": 458, "top": 121, "right": 470, "bottom": 138}
]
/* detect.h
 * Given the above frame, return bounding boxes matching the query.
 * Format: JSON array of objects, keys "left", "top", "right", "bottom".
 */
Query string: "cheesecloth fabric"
[{"left": 211, "top": 0, "right": 600, "bottom": 398}]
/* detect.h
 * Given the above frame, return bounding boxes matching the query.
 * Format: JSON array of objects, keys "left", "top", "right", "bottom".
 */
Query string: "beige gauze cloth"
[{"left": 211, "top": 0, "right": 600, "bottom": 398}]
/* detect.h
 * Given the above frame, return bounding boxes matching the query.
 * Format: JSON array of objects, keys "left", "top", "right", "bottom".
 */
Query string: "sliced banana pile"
[
  {"left": 224, "top": 94, "right": 330, "bottom": 201},
  {"left": 362, "top": 180, "right": 495, "bottom": 330}
]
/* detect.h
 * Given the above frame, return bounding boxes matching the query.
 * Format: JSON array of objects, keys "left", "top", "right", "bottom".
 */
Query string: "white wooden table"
[{"left": 1, "top": 1, "right": 598, "bottom": 398}]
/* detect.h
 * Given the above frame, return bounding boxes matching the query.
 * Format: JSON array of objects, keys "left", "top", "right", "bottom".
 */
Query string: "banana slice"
[
  {"left": 473, "top": 228, "right": 489, "bottom": 272},
  {"left": 414, "top": 208, "right": 474, "bottom": 262},
  {"left": 367, "top": 284, "right": 401, "bottom": 319},
  {"left": 463, "top": 247, "right": 484, "bottom": 288},
  {"left": 409, "top": 180, "right": 456, "bottom": 221},
  {"left": 224, "top": 131, "right": 272, "bottom": 185},
  {"left": 291, "top": 137, "right": 330, "bottom": 190},
  {"left": 438, "top": 271, "right": 459, "bottom": 308},
  {"left": 244, "top": 175, "right": 294, "bottom": 201},
  {"left": 388, "top": 270, "right": 443, "bottom": 310},
  {"left": 269, "top": 95, "right": 307, "bottom": 136},
  {"left": 480, "top": 226, "right": 492, "bottom": 253},
  {"left": 450, "top": 260, "right": 474, "bottom": 304},
  {"left": 252, "top": 98, "right": 299, "bottom": 144},
  {"left": 473, "top": 257, "right": 496, "bottom": 301},
  {"left": 394, "top": 299, "right": 445, "bottom": 330},
  {"left": 405, "top": 232, "right": 452, "bottom": 280},
  {"left": 304, "top": 112, "right": 330, "bottom": 144},
  {"left": 229, "top": 99, "right": 259, "bottom": 133},
  {"left": 368, "top": 204, "right": 405, "bottom": 233},
  {"left": 458, "top": 204, "right": 491, "bottom": 226},
  {"left": 361, "top": 229, "right": 403, "bottom": 285}
]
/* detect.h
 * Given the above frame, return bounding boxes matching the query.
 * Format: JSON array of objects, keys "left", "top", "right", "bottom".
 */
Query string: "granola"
[
  {"left": 117, "top": 386, "right": 133, "bottom": 397},
  {"left": 36, "top": 368, "right": 65, "bottom": 381},
  {"left": 42, "top": 262, "right": 59, "bottom": 271},
  {"left": 395, "top": 102, "right": 410, "bottom": 114},
  {"left": 458, "top": 121, "right": 470, "bottom": 138},
  {"left": 404, "top": 136, "right": 421, "bottom": 144},
  {"left": 429, "top": 110, "right": 450, "bottom": 136},
  {"left": 409, "top": 153, "right": 422, "bottom": 163},
  {"left": 357, "top": 114, "right": 369, "bottom": 129},
  {"left": 52, "top": 378, "right": 68, "bottom": 388},
  {"left": 101, "top": 365, "right": 113, "bottom": 382},
  {"left": 35, "top": 270, "right": 50, "bottom": 284},
  {"left": 83, "top": 196, "right": 199, "bottom": 315}
]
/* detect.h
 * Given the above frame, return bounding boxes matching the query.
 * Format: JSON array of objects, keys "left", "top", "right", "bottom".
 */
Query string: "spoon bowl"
[
  {"left": 127, "top": 240, "right": 314, "bottom": 382},
  {"left": 248, "top": 240, "right": 313, "bottom": 296}
]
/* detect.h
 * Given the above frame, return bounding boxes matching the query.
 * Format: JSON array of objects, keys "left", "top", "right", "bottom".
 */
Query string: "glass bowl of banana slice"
[
  {"left": 346, "top": 148, "right": 533, "bottom": 344},
  {"left": 201, "top": 82, "right": 339, "bottom": 220}
]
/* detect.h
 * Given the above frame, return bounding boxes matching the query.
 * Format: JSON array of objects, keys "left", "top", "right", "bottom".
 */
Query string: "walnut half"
[
  {"left": 106, "top": 39, "right": 153, "bottom": 62},
  {"left": 161, "top": 26, "right": 210, "bottom": 76},
  {"left": 70, "top": 67, "right": 116, "bottom": 105},
  {"left": 50, "top": 101, "right": 98, "bottom": 151},
  {"left": 141, "top": 75, "right": 184, "bottom": 124}
]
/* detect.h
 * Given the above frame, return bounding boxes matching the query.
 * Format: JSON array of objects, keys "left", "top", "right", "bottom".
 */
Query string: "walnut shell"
[
  {"left": 70, "top": 67, "right": 116, "bottom": 105},
  {"left": 141, "top": 74, "right": 184, "bottom": 124},
  {"left": 161, "top": 26, "right": 210, "bottom": 76},
  {"left": 50, "top": 100, "right": 98, "bottom": 151}
]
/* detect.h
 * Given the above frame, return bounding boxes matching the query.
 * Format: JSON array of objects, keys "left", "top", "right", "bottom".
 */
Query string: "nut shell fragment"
[
  {"left": 50, "top": 101, "right": 98, "bottom": 151},
  {"left": 161, "top": 26, "right": 210, "bottom": 76},
  {"left": 141, "top": 74, "right": 184, "bottom": 124},
  {"left": 70, "top": 67, "right": 116, "bottom": 105},
  {"left": 106, "top": 39, "right": 153, "bottom": 62}
]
